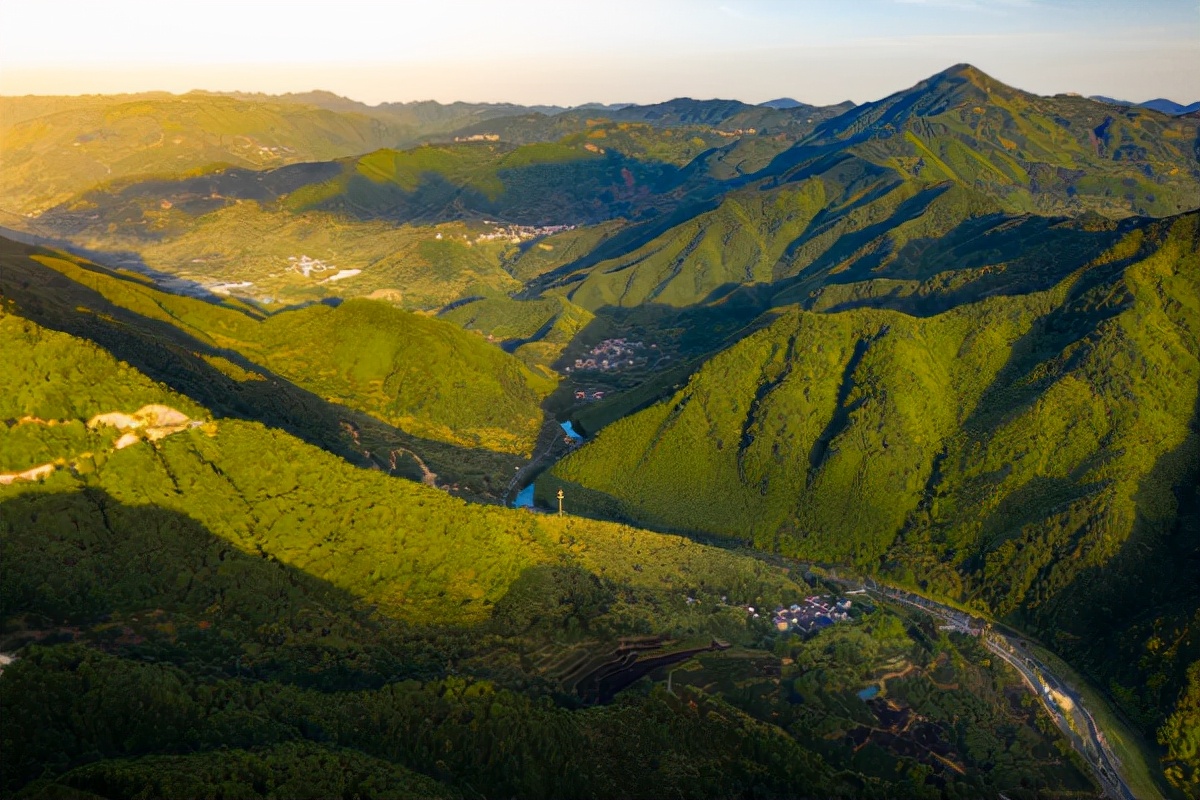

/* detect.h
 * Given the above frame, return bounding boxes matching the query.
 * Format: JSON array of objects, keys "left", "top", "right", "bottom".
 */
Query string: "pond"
[
  {"left": 858, "top": 684, "right": 880, "bottom": 700},
  {"left": 513, "top": 484, "right": 535, "bottom": 508}
]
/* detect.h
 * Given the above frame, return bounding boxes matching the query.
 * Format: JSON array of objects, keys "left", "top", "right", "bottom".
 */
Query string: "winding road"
[{"left": 856, "top": 579, "right": 1135, "bottom": 800}]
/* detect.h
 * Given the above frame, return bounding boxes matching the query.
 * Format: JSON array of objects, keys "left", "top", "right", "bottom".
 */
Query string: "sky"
[{"left": 0, "top": 0, "right": 1196, "bottom": 105}]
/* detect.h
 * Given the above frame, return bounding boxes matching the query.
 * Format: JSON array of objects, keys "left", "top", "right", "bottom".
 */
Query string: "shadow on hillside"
[
  {"left": 0, "top": 238, "right": 523, "bottom": 498},
  {"left": 518, "top": 195, "right": 725, "bottom": 298},
  {"left": 770, "top": 210, "right": 1129, "bottom": 317},
  {"left": 1018, "top": 388, "right": 1200, "bottom": 728},
  {"left": 0, "top": 224, "right": 228, "bottom": 308},
  {"left": 0, "top": 487, "right": 426, "bottom": 691},
  {"left": 310, "top": 148, "right": 696, "bottom": 228}
]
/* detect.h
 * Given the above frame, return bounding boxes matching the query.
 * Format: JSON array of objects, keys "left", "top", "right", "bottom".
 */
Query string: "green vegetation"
[
  {"left": 4, "top": 64, "right": 1199, "bottom": 796},
  {"left": 1160, "top": 661, "right": 1200, "bottom": 794},
  {"left": 249, "top": 299, "right": 555, "bottom": 454},
  {"left": 549, "top": 210, "right": 1200, "bottom": 792},
  {"left": 561, "top": 181, "right": 829, "bottom": 310},
  {"left": 6, "top": 243, "right": 553, "bottom": 455},
  {"left": 0, "top": 94, "right": 413, "bottom": 215},
  {"left": 65, "top": 204, "right": 526, "bottom": 310},
  {"left": 1, "top": 302, "right": 1095, "bottom": 799},
  {"left": 805, "top": 64, "right": 1200, "bottom": 218},
  {"left": 282, "top": 140, "right": 680, "bottom": 225},
  {"left": 441, "top": 295, "right": 594, "bottom": 372}
]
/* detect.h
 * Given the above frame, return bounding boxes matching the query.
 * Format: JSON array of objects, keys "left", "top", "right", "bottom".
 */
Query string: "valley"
[{"left": 1, "top": 57, "right": 1197, "bottom": 799}]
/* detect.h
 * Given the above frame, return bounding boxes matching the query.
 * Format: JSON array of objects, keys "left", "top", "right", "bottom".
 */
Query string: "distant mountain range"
[{"left": 1089, "top": 95, "right": 1200, "bottom": 115}]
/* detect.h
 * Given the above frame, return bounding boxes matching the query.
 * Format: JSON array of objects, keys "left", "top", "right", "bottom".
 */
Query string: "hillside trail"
[{"left": 391, "top": 447, "right": 437, "bottom": 487}]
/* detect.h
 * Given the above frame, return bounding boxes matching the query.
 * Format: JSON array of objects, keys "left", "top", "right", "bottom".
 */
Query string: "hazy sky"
[{"left": 1, "top": 0, "right": 1196, "bottom": 105}]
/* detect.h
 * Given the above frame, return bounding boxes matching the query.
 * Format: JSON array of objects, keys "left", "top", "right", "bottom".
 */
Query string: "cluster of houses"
[
  {"left": 471, "top": 223, "right": 576, "bottom": 244},
  {"left": 573, "top": 389, "right": 607, "bottom": 402},
  {"left": 569, "top": 338, "right": 650, "bottom": 372},
  {"left": 453, "top": 133, "right": 501, "bottom": 142},
  {"left": 759, "top": 595, "right": 854, "bottom": 634}
]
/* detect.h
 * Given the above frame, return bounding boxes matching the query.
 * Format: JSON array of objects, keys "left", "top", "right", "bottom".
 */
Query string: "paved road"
[{"left": 850, "top": 578, "right": 1135, "bottom": 800}]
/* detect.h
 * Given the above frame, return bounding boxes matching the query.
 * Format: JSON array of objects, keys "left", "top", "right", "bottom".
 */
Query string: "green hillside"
[
  {"left": 547, "top": 210, "right": 1200, "bottom": 787},
  {"left": 252, "top": 298, "right": 556, "bottom": 454},
  {"left": 0, "top": 303, "right": 1099, "bottom": 799},
  {"left": 440, "top": 294, "right": 595, "bottom": 372},
  {"left": 77, "top": 208, "right": 525, "bottom": 310},
  {"left": 548, "top": 161, "right": 1119, "bottom": 316},
  {"left": 0, "top": 94, "right": 416, "bottom": 215},
  {"left": 0, "top": 239, "right": 554, "bottom": 456},
  {"left": 284, "top": 140, "right": 683, "bottom": 225},
  {"left": 4, "top": 64, "right": 1199, "bottom": 797},
  {"left": 29, "top": 66, "right": 1194, "bottom": 325},
  {"left": 786, "top": 65, "right": 1200, "bottom": 218},
  {"left": 558, "top": 178, "right": 835, "bottom": 310}
]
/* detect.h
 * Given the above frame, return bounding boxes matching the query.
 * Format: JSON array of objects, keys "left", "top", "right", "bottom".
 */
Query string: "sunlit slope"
[
  {"left": 786, "top": 64, "right": 1200, "bottom": 218},
  {"left": 0, "top": 307, "right": 838, "bottom": 798},
  {"left": 548, "top": 210, "right": 1200, "bottom": 767},
  {"left": 3, "top": 418, "right": 798, "bottom": 627},
  {"left": 75, "top": 206, "right": 525, "bottom": 310},
  {"left": 0, "top": 301, "right": 804, "bottom": 625},
  {"left": 551, "top": 156, "right": 1125, "bottom": 314},
  {"left": 550, "top": 209, "right": 1198, "bottom": 576},
  {"left": 1, "top": 307, "right": 1096, "bottom": 800},
  {"left": 1, "top": 240, "right": 554, "bottom": 455},
  {"left": 0, "top": 94, "right": 411, "bottom": 215},
  {"left": 561, "top": 181, "right": 832, "bottom": 310},
  {"left": 537, "top": 66, "right": 1198, "bottom": 314},
  {"left": 440, "top": 294, "right": 595, "bottom": 372},
  {"left": 253, "top": 298, "right": 556, "bottom": 454}
]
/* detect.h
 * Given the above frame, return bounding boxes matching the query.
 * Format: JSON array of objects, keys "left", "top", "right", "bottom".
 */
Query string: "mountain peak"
[
  {"left": 941, "top": 62, "right": 982, "bottom": 77},
  {"left": 760, "top": 97, "right": 808, "bottom": 110},
  {"left": 931, "top": 63, "right": 1001, "bottom": 90}
]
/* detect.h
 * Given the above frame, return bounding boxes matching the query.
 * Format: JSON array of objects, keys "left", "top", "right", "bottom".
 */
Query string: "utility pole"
[{"left": 557, "top": 488, "right": 564, "bottom": 517}]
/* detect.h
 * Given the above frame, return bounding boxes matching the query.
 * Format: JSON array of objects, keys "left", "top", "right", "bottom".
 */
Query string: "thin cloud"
[{"left": 893, "top": 0, "right": 1036, "bottom": 11}]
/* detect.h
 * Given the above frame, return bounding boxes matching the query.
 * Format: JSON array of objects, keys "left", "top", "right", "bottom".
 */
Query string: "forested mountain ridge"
[
  {"left": 13, "top": 65, "right": 1198, "bottom": 321},
  {"left": 0, "top": 94, "right": 419, "bottom": 216},
  {"left": 0, "top": 238, "right": 554, "bottom": 458},
  {"left": 782, "top": 64, "right": 1200, "bottom": 218},
  {"left": 546, "top": 209, "right": 1200, "bottom": 791},
  {"left": 0, "top": 290, "right": 1104, "bottom": 798}
]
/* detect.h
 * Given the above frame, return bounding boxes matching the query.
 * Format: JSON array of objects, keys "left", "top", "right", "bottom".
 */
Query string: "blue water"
[
  {"left": 513, "top": 484, "right": 535, "bottom": 508},
  {"left": 857, "top": 685, "right": 879, "bottom": 701},
  {"left": 561, "top": 421, "right": 583, "bottom": 440}
]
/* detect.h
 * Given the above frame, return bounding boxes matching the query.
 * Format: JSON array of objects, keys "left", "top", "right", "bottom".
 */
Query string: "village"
[
  {"left": 566, "top": 337, "right": 656, "bottom": 373},
  {"left": 466, "top": 222, "right": 576, "bottom": 245},
  {"left": 742, "top": 594, "right": 855, "bottom": 635}
]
